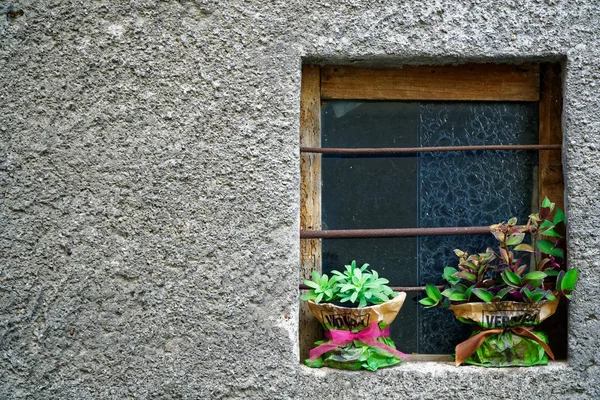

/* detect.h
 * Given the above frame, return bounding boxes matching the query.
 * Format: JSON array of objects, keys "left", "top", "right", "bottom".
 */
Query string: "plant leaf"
[
  {"left": 459, "top": 262, "right": 478, "bottom": 272},
  {"left": 541, "top": 196, "right": 554, "bottom": 209},
  {"left": 500, "top": 248, "right": 510, "bottom": 264},
  {"left": 523, "top": 271, "right": 547, "bottom": 281},
  {"left": 448, "top": 293, "right": 467, "bottom": 302},
  {"left": 540, "top": 227, "right": 563, "bottom": 238},
  {"left": 554, "top": 208, "right": 566, "bottom": 224},
  {"left": 543, "top": 269, "right": 560, "bottom": 277},
  {"left": 494, "top": 287, "right": 512, "bottom": 301},
  {"left": 561, "top": 269, "right": 579, "bottom": 292},
  {"left": 465, "top": 285, "right": 474, "bottom": 300},
  {"left": 311, "top": 270, "right": 321, "bottom": 282},
  {"left": 303, "top": 280, "right": 320, "bottom": 290},
  {"left": 506, "top": 233, "right": 525, "bottom": 246},
  {"left": 513, "top": 243, "right": 534, "bottom": 252},
  {"left": 425, "top": 284, "right": 442, "bottom": 303},
  {"left": 372, "top": 291, "right": 390, "bottom": 303},
  {"left": 472, "top": 288, "right": 494, "bottom": 302},
  {"left": 441, "top": 288, "right": 457, "bottom": 298},
  {"left": 419, "top": 297, "right": 438, "bottom": 308},
  {"left": 529, "top": 291, "right": 546, "bottom": 303},
  {"left": 549, "top": 247, "right": 564, "bottom": 258},
  {"left": 556, "top": 270, "right": 565, "bottom": 291},
  {"left": 319, "top": 274, "right": 328, "bottom": 286},
  {"left": 502, "top": 270, "right": 522, "bottom": 287},
  {"left": 516, "top": 264, "right": 528, "bottom": 276},
  {"left": 523, "top": 288, "right": 547, "bottom": 303},
  {"left": 453, "top": 283, "right": 468, "bottom": 293},
  {"left": 301, "top": 293, "right": 315, "bottom": 301},
  {"left": 454, "top": 271, "right": 476, "bottom": 282},
  {"left": 442, "top": 267, "right": 460, "bottom": 284},
  {"left": 354, "top": 269, "right": 362, "bottom": 280},
  {"left": 538, "top": 240, "right": 564, "bottom": 258},
  {"left": 492, "top": 231, "right": 506, "bottom": 242},
  {"left": 339, "top": 284, "right": 355, "bottom": 293},
  {"left": 522, "top": 287, "right": 533, "bottom": 302}
]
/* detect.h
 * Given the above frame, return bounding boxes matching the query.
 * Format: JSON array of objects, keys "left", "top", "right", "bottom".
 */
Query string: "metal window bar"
[
  {"left": 300, "top": 226, "right": 493, "bottom": 239},
  {"left": 299, "top": 283, "right": 444, "bottom": 292},
  {"left": 300, "top": 144, "right": 561, "bottom": 155},
  {"left": 299, "top": 227, "right": 497, "bottom": 292}
]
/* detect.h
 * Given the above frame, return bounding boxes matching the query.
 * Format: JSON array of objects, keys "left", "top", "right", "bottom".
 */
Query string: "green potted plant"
[
  {"left": 420, "top": 197, "right": 578, "bottom": 367},
  {"left": 301, "top": 260, "right": 408, "bottom": 371}
]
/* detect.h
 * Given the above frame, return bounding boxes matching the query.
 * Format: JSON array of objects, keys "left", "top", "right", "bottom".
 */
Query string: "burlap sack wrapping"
[
  {"left": 305, "top": 293, "right": 407, "bottom": 371},
  {"left": 449, "top": 299, "right": 560, "bottom": 367}
]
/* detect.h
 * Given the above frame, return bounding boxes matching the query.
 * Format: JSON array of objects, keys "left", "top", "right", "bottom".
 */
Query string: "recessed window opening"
[{"left": 299, "top": 63, "right": 565, "bottom": 360}]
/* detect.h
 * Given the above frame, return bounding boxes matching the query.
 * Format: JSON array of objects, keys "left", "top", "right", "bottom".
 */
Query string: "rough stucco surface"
[{"left": 1, "top": 0, "right": 599, "bottom": 398}]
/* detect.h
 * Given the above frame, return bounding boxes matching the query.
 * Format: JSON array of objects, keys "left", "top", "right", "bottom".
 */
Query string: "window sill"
[
  {"left": 299, "top": 360, "right": 570, "bottom": 375},
  {"left": 297, "top": 360, "right": 580, "bottom": 398}
]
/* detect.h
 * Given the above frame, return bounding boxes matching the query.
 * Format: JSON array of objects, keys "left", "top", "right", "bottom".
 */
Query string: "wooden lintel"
[{"left": 321, "top": 64, "right": 540, "bottom": 101}]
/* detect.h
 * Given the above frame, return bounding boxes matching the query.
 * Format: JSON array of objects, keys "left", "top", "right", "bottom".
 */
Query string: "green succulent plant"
[
  {"left": 301, "top": 270, "right": 341, "bottom": 304},
  {"left": 301, "top": 260, "right": 398, "bottom": 308},
  {"left": 420, "top": 197, "right": 578, "bottom": 308}
]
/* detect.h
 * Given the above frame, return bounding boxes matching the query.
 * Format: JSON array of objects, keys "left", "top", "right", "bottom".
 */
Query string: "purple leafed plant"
[{"left": 420, "top": 197, "right": 578, "bottom": 308}]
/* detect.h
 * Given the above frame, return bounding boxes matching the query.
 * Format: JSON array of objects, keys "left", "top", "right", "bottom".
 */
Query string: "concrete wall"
[{"left": 1, "top": 0, "right": 599, "bottom": 398}]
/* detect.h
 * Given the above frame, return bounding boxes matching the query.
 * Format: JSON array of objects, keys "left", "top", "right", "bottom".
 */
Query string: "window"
[{"left": 299, "top": 63, "right": 564, "bottom": 359}]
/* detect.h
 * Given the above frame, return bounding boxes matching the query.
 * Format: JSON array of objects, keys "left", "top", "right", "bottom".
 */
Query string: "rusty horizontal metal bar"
[
  {"left": 301, "top": 226, "right": 492, "bottom": 239},
  {"left": 299, "top": 283, "right": 445, "bottom": 292},
  {"left": 300, "top": 144, "right": 561, "bottom": 155}
]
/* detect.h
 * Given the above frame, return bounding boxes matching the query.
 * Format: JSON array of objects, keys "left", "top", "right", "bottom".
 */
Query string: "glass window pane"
[
  {"left": 321, "top": 101, "right": 420, "bottom": 351},
  {"left": 320, "top": 100, "right": 539, "bottom": 354},
  {"left": 418, "top": 102, "right": 539, "bottom": 353}
]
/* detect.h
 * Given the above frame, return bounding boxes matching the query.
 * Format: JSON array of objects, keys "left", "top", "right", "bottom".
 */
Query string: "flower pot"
[
  {"left": 449, "top": 299, "right": 560, "bottom": 367},
  {"left": 304, "top": 293, "right": 408, "bottom": 371}
]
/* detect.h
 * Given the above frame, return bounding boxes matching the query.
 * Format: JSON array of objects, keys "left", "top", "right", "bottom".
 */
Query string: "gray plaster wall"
[{"left": 1, "top": 0, "right": 599, "bottom": 398}]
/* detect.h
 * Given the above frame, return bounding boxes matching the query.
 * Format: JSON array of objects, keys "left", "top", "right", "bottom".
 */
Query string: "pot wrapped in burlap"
[
  {"left": 450, "top": 299, "right": 559, "bottom": 367},
  {"left": 304, "top": 293, "right": 408, "bottom": 371}
]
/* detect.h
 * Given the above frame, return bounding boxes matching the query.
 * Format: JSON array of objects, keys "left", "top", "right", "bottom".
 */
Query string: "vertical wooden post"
[
  {"left": 300, "top": 65, "right": 322, "bottom": 279},
  {"left": 299, "top": 65, "right": 322, "bottom": 361},
  {"left": 539, "top": 62, "right": 567, "bottom": 359},
  {"left": 539, "top": 63, "right": 564, "bottom": 211}
]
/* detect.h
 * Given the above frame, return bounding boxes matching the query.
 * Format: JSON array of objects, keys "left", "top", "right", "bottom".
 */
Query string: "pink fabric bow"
[{"left": 309, "top": 322, "right": 410, "bottom": 361}]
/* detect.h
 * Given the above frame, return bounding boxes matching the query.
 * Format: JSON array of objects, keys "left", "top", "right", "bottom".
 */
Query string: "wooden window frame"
[{"left": 299, "top": 63, "right": 564, "bottom": 360}]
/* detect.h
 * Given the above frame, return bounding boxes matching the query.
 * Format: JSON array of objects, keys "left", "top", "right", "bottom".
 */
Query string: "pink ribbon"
[{"left": 309, "top": 322, "right": 411, "bottom": 361}]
